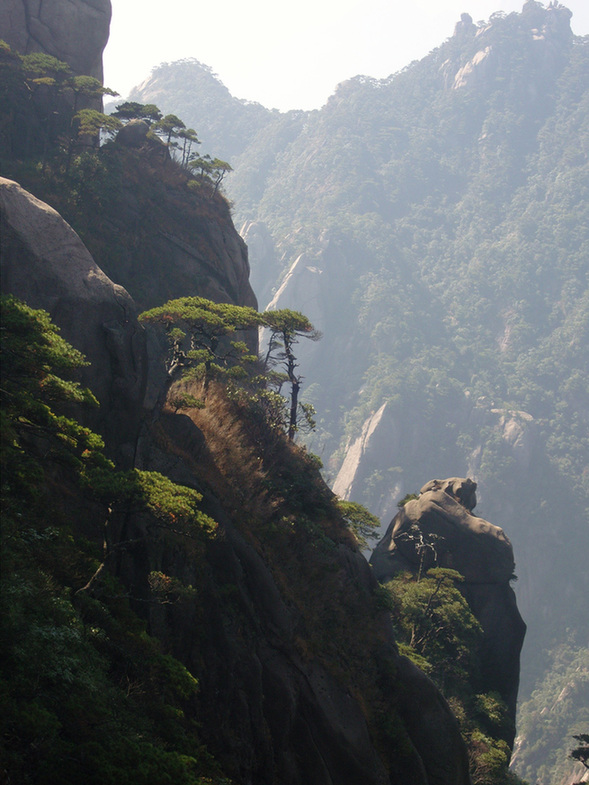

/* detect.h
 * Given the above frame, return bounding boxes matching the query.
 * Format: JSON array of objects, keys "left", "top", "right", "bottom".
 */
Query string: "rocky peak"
[
  {"left": 453, "top": 12, "right": 476, "bottom": 39},
  {"left": 445, "top": 2, "right": 574, "bottom": 92}
]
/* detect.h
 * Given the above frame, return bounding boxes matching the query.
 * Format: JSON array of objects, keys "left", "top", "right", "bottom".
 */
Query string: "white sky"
[{"left": 103, "top": 0, "right": 589, "bottom": 112}]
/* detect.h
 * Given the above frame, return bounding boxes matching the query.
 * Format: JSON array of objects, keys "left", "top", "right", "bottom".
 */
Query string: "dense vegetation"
[
  {"left": 512, "top": 633, "right": 589, "bottom": 783},
  {"left": 385, "top": 567, "right": 525, "bottom": 785},
  {"left": 0, "top": 295, "right": 228, "bottom": 784}
]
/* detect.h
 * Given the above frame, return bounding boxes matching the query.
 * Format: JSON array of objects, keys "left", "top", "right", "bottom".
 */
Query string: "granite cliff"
[{"left": 0, "top": 0, "right": 111, "bottom": 82}]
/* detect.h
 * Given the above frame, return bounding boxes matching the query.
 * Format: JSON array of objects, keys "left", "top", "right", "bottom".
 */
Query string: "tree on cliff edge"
[
  {"left": 262, "top": 309, "right": 321, "bottom": 440},
  {"left": 138, "top": 296, "right": 261, "bottom": 398}
]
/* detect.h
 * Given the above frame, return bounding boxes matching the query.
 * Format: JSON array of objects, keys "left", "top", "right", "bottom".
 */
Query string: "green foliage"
[
  {"left": 74, "top": 109, "right": 122, "bottom": 145},
  {"left": 397, "top": 492, "right": 419, "bottom": 508},
  {"left": 387, "top": 568, "right": 482, "bottom": 690},
  {"left": 1, "top": 296, "right": 227, "bottom": 783},
  {"left": 139, "top": 296, "right": 262, "bottom": 392},
  {"left": 261, "top": 308, "right": 321, "bottom": 440},
  {"left": 169, "top": 393, "right": 206, "bottom": 412},
  {"left": 139, "top": 298, "right": 321, "bottom": 443},
  {"left": 0, "top": 41, "right": 119, "bottom": 163},
  {"left": 131, "top": 469, "right": 217, "bottom": 538},
  {"left": 112, "top": 101, "right": 163, "bottom": 125},
  {"left": 0, "top": 294, "right": 99, "bottom": 487},
  {"left": 336, "top": 500, "right": 381, "bottom": 549},
  {"left": 188, "top": 154, "right": 232, "bottom": 190},
  {"left": 384, "top": 567, "right": 527, "bottom": 783},
  {"left": 153, "top": 113, "right": 187, "bottom": 158},
  {"left": 514, "top": 634, "right": 589, "bottom": 784}
]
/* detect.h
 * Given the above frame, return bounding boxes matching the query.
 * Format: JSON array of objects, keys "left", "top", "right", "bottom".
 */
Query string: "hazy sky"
[{"left": 103, "top": 0, "right": 589, "bottom": 112}]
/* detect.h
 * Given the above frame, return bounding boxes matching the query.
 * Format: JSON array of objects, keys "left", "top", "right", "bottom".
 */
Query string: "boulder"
[
  {"left": 370, "top": 477, "right": 526, "bottom": 742},
  {"left": 115, "top": 119, "right": 150, "bottom": 148}
]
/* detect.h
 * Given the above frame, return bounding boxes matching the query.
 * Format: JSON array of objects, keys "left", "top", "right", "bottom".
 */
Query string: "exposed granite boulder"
[
  {"left": 0, "top": 0, "right": 112, "bottom": 81},
  {"left": 115, "top": 119, "right": 150, "bottom": 148},
  {"left": 370, "top": 477, "right": 526, "bottom": 744}
]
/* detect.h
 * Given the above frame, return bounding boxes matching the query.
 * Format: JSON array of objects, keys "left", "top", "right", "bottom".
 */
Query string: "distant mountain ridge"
[{"left": 129, "top": 58, "right": 275, "bottom": 160}]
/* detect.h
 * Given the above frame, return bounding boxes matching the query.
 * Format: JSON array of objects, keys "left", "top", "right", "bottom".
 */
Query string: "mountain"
[
  {"left": 131, "top": 3, "right": 589, "bottom": 783},
  {"left": 0, "top": 173, "right": 472, "bottom": 782},
  {"left": 128, "top": 58, "right": 275, "bottom": 161},
  {"left": 0, "top": 11, "right": 531, "bottom": 785}
]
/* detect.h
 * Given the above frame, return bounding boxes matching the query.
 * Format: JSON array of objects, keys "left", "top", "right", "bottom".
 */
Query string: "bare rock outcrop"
[
  {"left": 0, "top": 0, "right": 111, "bottom": 81},
  {"left": 442, "top": 2, "right": 573, "bottom": 93},
  {"left": 371, "top": 477, "right": 526, "bottom": 744}
]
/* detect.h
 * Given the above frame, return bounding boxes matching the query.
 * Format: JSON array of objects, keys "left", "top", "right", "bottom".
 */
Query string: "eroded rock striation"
[{"left": 371, "top": 477, "right": 526, "bottom": 745}]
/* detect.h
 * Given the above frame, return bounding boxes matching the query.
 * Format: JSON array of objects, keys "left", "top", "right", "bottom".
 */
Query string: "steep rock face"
[
  {"left": 134, "top": 434, "right": 470, "bottom": 785},
  {"left": 0, "top": 176, "right": 149, "bottom": 458},
  {"left": 332, "top": 403, "right": 391, "bottom": 502},
  {"left": 131, "top": 415, "right": 471, "bottom": 785},
  {"left": 0, "top": 179, "right": 472, "bottom": 785},
  {"left": 73, "top": 141, "right": 258, "bottom": 316},
  {"left": 0, "top": 0, "right": 112, "bottom": 81},
  {"left": 371, "top": 477, "right": 526, "bottom": 744}
]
